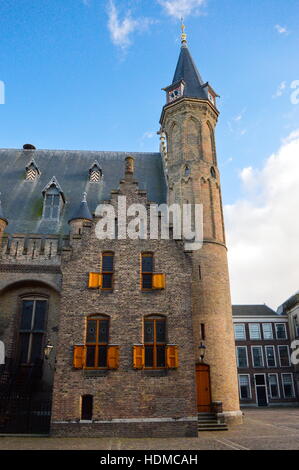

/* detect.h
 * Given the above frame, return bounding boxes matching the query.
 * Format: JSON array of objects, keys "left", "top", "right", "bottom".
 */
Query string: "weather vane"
[{"left": 181, "top": 17, "right": 187, "bottom": 44}]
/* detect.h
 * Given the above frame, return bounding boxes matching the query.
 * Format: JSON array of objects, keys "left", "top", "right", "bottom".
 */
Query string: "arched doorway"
[{"left": 196, "top": 363, "right": 212, "bottom": 412}]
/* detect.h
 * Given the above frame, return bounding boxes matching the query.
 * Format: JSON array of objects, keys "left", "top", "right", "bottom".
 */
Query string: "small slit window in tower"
[
  {"left": 184, "top": 165, "right": 191, "bottom": 177},
  {"left": 210, "top": 167, "right": 216, "bottom": 179}
]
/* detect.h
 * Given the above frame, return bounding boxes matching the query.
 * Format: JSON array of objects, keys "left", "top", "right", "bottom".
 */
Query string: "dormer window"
[
  {"left": 42, "top": 177, "right": 65, "bottom": 220},
  {"left": 163, "top": 80, "right": 185, "bottom": 105},
  {"left": 25, "top": 159, "right": 40, "bottom": 181},
  {"left": 89, "top": 161, "right": 102, "bottom": 183}
]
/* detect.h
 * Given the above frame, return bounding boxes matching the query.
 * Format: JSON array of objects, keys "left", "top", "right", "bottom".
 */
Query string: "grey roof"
[
  {"left": 172, "top": 44, "right": 209, "bottom": 100},
  {"left": 232, "top": 305, "right": 278, "bottom": 317},
  {"left": 0, "top": 148, "right": 166, "bottom": 235}
]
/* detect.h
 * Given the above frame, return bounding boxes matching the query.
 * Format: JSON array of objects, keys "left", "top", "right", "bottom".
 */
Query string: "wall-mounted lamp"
[
  {"left": 44, "top": 341, "right": 54, "bottom": 360},
  {"left": 199, "top": 342, "right": 206, "bottom": 362}
]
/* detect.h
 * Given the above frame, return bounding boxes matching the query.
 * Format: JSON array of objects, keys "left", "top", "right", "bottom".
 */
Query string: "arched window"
[
  {"left": 144, "top": 316, "right": 167, "bottom": 369},
  {"left": 184, "top": 165, "right": 191, "bottom": 177},
  {"left": 85, "top": 316, "right": 110, "bottom": 369},
  {"left": 210, "top": 167, "right": 216, "bottom": 179},
  {"left": 81, "top": 395, "right": 93, "bottom": 421},
  {"left": 19, "top": 297, "right": 47, "bottom": 365}
]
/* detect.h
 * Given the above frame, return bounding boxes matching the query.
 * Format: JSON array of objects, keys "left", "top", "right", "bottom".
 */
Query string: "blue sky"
[
  {"left": 1, "top": 0, "right": 299, "bottom": 306},
  {"left": 0, "top": 0, "right": 298, "bottom": 203}
]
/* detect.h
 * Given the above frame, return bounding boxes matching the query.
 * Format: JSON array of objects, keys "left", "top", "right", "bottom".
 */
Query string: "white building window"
[
  {"left": 236, "top": 346, "right": 248, "bottom": 368},
  {"left": 265, "top": 346, "right": 276, "bottom": 367},
  {"left": 278, "top": 345, "right": 290, "bottom": 367},
  {"left": 275, "top": 323, "right": 287, "bottom": 339},
  {"left": 262, "top": 323, "right": 273, "bottom": 340},
  {"left": 268, "top": 374, "right": 280, "bottom": 398},
  {"left": 238, "top": 375, "right": 251, "bottom": 399},
  {"left": 249, "top": 323, "right": 261, "bottom": 340},
  {"left": 282, "top": 374, "right": 295, "bottom": 398},
  {"left": 252, "top": 346, "right": 264, "bottom": 367},
  {"left": 234, "top": 324, "right": 246, "bottom": 340}
]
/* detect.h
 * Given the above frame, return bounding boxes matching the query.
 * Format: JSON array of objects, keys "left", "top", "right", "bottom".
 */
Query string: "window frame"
[
  {"left": 238, "top": 374, "right": 252, "bottom": 400},
  {"left": 236, "top": 346, "right": 249, "bottom": 368},
  {"left": 278, "top": 345, "right": 291, "bottom": 367},
  {"left": 265, "top": 345, "right": 277, "bottom": 368},
  {"left": 249, "top": 323, "right": 261, "bottom": 340},
  {"left": 101, "top": 252, "right": 114, "bottom": 291},
  {"left": 84, "top": 315, "right": 110, "bottom": 370},
  {"left": 141, "top": 252, "right": 154, "bottom": 291},
  {"left": 42, "top": 187, "right": 63, "bottom": 220},
  {"left": 281, "top": 373, "right": 295, "bottom": 399},
  {"left": 18, "top": 296, "right": 48, "bottom": 366},
  {"left": 251, "top": 345, "right": 264, "bottom": 368},
  {"left": 234, "top": 323, "right": 246, "bottom": 340},
  {"left": 275, "top": 323, "right": 287, "bottom": 340},
  {"left": 262, "top": 323, "right": 273, "bottom": 340},
  {"left": 143, "top": 316, "right": 167, "bottom": 370},
  {"left": 268, "top": 373, "right": 280, "bottom": 399}
]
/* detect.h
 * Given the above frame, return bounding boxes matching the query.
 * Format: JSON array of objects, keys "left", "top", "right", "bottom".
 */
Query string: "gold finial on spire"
[{"left": 181, "top": 18, "right": 187, "bottom": 44}]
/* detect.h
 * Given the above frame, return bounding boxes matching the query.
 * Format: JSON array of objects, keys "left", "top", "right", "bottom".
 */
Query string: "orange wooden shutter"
[
  {"left": 166, "top": 345, "right": 179, "bottom": 369},
  {"left": 133, "top": 345, "right": 145, "bottom": 369},
  {"left": 88, "top": 272, "right": 102, "bottom": 288},
  {"left": 73, "top": 345, "right": 86, "bottom": 369},
  {"left": 107, "top": 345, "right": 120, "bottom": 369},
  {"left": 152, "top": 273, "right": 166, "bottom": 290},
  {"left": 88, "top": 272, "right": 99, "bottom": 288}
]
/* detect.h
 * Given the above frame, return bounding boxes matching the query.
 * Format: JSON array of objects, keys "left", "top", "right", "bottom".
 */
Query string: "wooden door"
[{"left": 196, "top": 364, "right": 211, "bottom": 412}]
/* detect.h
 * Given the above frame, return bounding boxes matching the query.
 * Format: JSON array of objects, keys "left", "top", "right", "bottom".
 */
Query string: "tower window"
[
  {"left": 19, "top": 298, "right": 47, "bottom": 364},
  {"left": 144, "top": 317, "right": 166, "bottom": 369},
  {"left": 141, "top": 253, "right": 153, "bottom": 290},
  {"left": 81, "top": 395, "right": 93, "bottom": 421},
  {"left": 210, "top": 167, "right": 216, "bottom": 178},
  {"left": 184, "top": 165, "right": 191, "bottom": 177},
  {"left": 102, "top": 252, "right": 114, "bottom": 290},
  {"left": 85, "top": 316, "right": 109, "bottom": 369}
]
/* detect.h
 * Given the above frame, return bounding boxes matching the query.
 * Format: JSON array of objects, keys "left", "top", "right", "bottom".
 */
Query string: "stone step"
[{"left": 198, "top": 423, "right": 228, "bottom": 431}]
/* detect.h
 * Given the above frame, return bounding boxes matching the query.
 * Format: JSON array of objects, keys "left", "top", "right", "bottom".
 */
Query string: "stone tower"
[{"left": 159, "top": 26, "right": 242, "bottom": 423}]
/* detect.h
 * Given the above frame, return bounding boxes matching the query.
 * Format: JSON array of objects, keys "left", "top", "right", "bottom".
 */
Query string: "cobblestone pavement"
[{"left": 0, "top": 408, "right": 298, "bottom": 450}]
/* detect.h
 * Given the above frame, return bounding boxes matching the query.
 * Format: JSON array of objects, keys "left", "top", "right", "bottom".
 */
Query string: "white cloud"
[
  {"left": 272, "top": 81, "right": 287, "bottom": 99},
  {"left": 107, "top": 0, "right": 155, "bottom": 50},
  {"left": 275, "top": 24, "right": 289, "bottom": 35},
  {"left": 225, "top": 129, "right": 299, "bottom": 309},
  {"left": 157, "top": 0, "right": 205, "bottom": 19}
]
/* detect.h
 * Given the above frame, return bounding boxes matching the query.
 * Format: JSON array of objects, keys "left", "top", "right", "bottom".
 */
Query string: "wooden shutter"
[
  {"left": 166, "top": 345, "right": 179, "bottom": 369},
  {"left": 152, "top": 273, "right": 166, "bottom": 290},
  {"left": 88, "top": 272, "right": 102, "bottom": 288},
  {"left": 73, "top": 345, "right": 86, "bottom": 369},
  {"left": 133, "top": 345, "right": 145, "bottom": 369},
  {"left": 107, "top": 345, "right": 120, "bottom": 369}
]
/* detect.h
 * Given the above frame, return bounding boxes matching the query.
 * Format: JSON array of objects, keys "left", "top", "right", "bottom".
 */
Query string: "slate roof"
[
  {"left": 232, "top": 305, "right": 279, "bottom": 317},
  {"left": 172, "top": 44, "right": 209, "bottom": 100},
  {"left": 0, "top": 148, "right": 166, "bottom": 235}
]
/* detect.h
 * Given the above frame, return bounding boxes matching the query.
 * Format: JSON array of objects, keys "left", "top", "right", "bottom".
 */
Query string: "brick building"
[
  {"left": 233, "top": 305, "right": 299, "bottom": 407},
  {"left": 278, "top": 293, "right": 299, "bottom": 398},
  {"left": 0, "top": 29, "right": 242, "bottom": 436}
]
